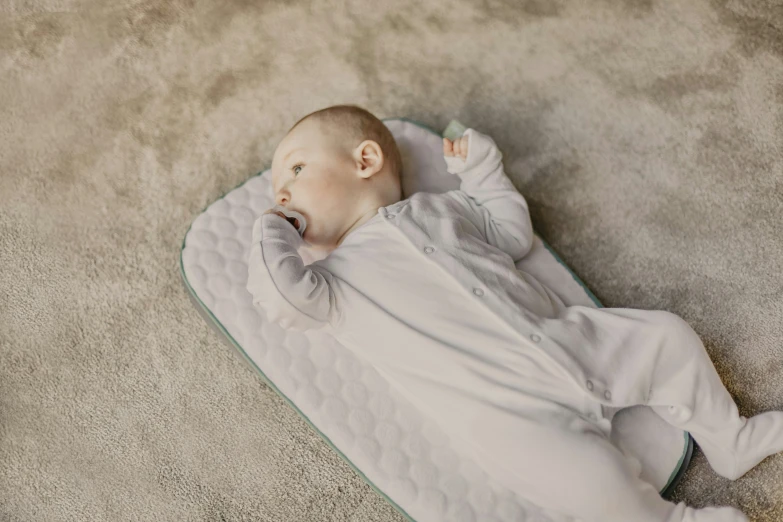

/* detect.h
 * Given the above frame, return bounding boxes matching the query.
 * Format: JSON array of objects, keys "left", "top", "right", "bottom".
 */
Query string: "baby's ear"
[{"left": 354, "top": 139, "right": 384, "bottom": 178}]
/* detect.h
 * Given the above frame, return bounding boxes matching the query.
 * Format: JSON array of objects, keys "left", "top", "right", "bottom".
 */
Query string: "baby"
[{"left": 247, "top": 104, "right": 783, "bottom": 522}]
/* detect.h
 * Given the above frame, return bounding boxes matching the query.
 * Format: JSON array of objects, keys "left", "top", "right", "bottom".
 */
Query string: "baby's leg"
[
  {"left": 481, "top": 420, "right": 748, "bottom": 522},
  {"left": 646, "top": 312, "right": 783, "bottom": 480}
]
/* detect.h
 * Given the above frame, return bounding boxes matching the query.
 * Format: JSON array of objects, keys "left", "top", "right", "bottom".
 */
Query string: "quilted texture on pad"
[{"left": 180, "top": 119, "right": 688, "bottom": 522}]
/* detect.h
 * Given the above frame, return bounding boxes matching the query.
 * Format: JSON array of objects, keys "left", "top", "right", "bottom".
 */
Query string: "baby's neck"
[{"left": 336, "top": 206, "right": 383, "bottom": 247}]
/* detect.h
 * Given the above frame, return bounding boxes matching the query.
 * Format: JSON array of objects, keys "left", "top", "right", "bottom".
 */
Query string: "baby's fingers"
[
  {"left": 458, "top": 135, "right": 469, "bottom": 159},
  {"left": 443, "top": 137, "right": 454, "bottom": 156},
  {"left": 453, "top": 135, "right": 467, "bottom": 158}
]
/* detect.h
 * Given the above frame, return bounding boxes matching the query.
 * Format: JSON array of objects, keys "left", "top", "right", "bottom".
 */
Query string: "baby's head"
[{"left": 270, "top": 105, "right": 403, "bottom": 252}]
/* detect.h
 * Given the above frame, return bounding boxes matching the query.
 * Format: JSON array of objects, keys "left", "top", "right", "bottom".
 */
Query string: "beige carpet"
[{"left": 2, "top": 0, "right": 782, "bottom": 520}]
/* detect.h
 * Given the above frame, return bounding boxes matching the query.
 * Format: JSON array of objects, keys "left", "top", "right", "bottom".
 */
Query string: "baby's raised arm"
[
  {"left": 246, "top": 213, "right": 340, "bottom": 332},
  {"left": 443, "top": 129, "right": 535, "bottom": 263}
]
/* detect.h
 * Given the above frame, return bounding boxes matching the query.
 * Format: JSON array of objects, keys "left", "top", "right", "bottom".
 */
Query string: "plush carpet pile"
[{"left": 1, "top": 0, "right": 781, "bottom": 520}]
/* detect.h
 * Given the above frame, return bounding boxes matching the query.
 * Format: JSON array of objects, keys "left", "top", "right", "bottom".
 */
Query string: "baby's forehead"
[
  {"left": 272, "top": 142, "right": 300, "bottom": 169},
  {"left": 271, "top": 134, "right": 295, "bottom": 164}
]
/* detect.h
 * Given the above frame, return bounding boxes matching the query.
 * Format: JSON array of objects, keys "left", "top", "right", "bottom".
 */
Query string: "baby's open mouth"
[{"left": 286, "top": 216, "right": 300, "bottom": 229}]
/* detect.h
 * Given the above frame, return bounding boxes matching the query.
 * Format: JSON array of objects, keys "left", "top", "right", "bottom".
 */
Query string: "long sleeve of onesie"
[
  {"left": 246, "top": 213, "right": 340, "bottom": 332},
  {"left": 444, "top": 128, "right": 535, "bottom": 263}
]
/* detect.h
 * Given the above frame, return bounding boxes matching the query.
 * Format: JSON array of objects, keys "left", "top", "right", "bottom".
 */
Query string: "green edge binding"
[{"left": 178, "top": 117, "right": 692, "bottom": 522}]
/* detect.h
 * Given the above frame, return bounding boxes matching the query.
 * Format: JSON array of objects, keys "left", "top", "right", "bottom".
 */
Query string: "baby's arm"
[
  {"left": 443, "top": 129, "right": 534, "bottom": 263},
  {"left": 246, "top": 213, "right": 340, "bottom": 331}
]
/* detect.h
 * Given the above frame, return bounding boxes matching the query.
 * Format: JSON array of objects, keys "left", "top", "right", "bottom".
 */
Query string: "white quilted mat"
[{"left": 179, "top": 118, "right": 692, "bottom": 522}]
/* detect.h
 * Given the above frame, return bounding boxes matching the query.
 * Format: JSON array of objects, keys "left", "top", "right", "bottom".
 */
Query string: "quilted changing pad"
[{"left": 179, "top": 118, "right": 693, "bottom": 522}]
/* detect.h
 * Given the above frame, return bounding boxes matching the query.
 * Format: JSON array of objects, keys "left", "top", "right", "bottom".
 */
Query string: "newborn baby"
[{"left": 247, "top": 104, "right": 783, "bottom": 522}]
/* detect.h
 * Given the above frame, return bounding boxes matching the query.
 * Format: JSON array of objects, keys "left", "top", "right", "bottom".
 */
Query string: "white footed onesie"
[{"left": 247, "top": 127, "right": 783, "bottom": 522}]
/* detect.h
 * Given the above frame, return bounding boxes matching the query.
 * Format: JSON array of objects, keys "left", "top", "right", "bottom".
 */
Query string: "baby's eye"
[{"left": 292, "top": 164, "right": 303, "bottom": 175}]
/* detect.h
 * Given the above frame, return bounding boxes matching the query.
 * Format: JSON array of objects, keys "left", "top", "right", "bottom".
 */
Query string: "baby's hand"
[
  {"left": 443, "top": 134, "right": 469, "bottom": 160},
  {"left": 263, "top": 207, "right": 300, "bottom": 229}
]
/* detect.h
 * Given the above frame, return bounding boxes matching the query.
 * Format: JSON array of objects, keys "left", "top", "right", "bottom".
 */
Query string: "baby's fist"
[
  {"left": 443, "top": 135, "right": 469, "bottom": 160},
  {"left": 263, "top": 207, "right": 299, "bottom": 228}
]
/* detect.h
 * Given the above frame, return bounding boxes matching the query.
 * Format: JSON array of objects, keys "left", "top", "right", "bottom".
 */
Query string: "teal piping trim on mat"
[
  {"left": 661, "top": 432, "right": 692, "bottom": 494},
  {"left": 179, "top": 117, "right": 688, "bottom": 520},
  {"left": 537, "top": 239, "right": 603, "bottom": 309}
]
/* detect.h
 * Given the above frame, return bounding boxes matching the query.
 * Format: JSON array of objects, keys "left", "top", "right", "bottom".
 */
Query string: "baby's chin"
[{"left": 299, "top": 232, "right": 324, "bottom": 249}]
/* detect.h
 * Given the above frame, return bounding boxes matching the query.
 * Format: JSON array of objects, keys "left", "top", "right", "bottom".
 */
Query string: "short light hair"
[{"left": 290, "top": 105, "right": 402, "bottom": 182}]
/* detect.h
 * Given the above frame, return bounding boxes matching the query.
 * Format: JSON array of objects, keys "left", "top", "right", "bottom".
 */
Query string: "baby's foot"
[
  {"left": 443, "top": 134, "right": 469, "bottom": 160},
  {"left": 729, "top": 410, "right": 783, "bottom": 480},
  {"left": 697, "top": 410, "right": 783, "bottom": 480}
]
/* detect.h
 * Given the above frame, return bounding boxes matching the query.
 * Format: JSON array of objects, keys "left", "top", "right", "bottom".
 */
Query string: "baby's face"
[{"left": 270, "top": 119, "right": 363, "bottom": 252}]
